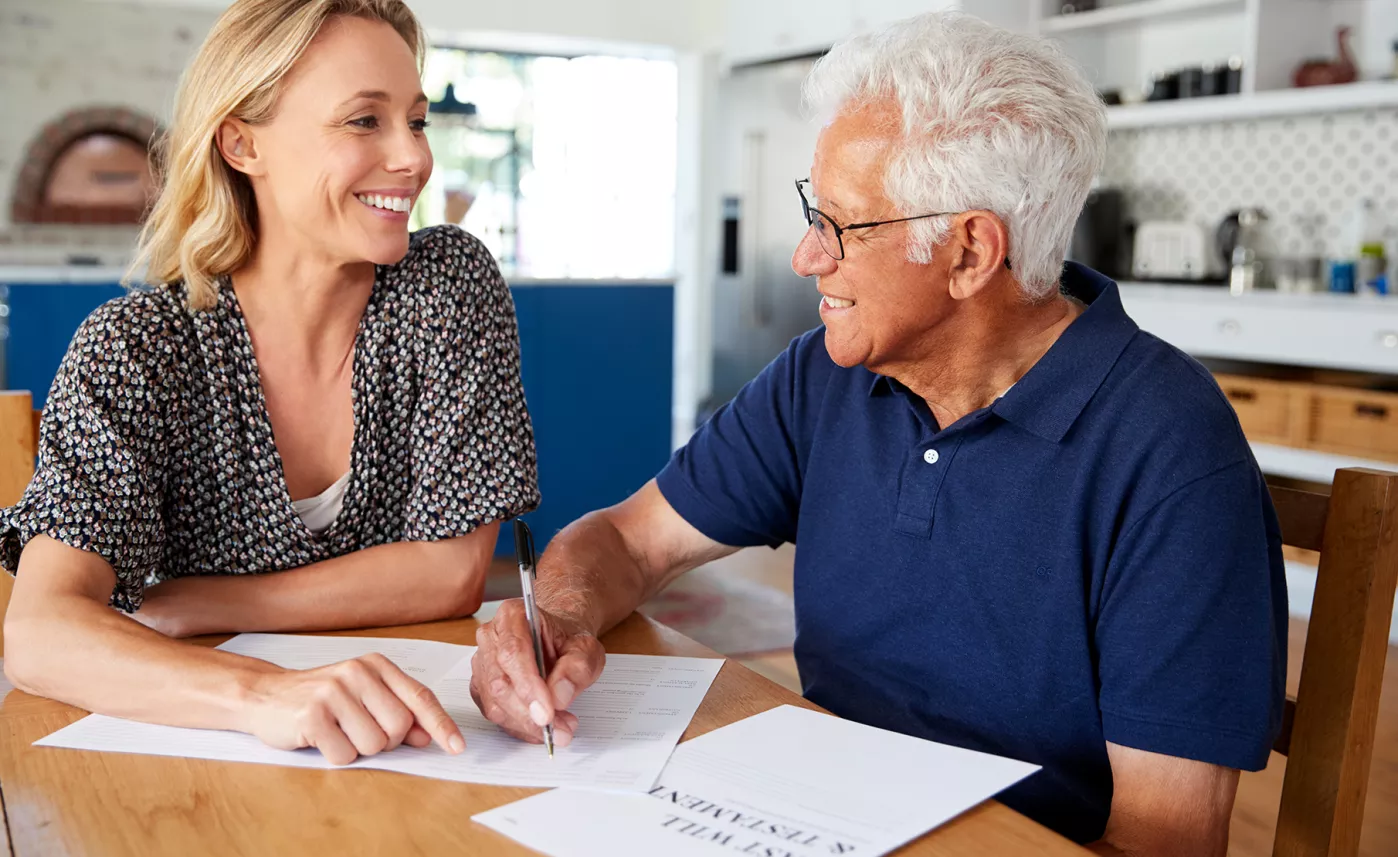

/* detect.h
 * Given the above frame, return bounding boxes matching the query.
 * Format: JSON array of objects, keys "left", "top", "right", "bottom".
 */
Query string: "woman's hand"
[{"left": 244, "top": 653, "right": 466, "bottom": 766}]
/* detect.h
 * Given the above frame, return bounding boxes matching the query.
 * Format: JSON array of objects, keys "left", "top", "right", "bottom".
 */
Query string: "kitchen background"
[{"left": 2, "top": 2, "right": 1398, "bottom": 853}]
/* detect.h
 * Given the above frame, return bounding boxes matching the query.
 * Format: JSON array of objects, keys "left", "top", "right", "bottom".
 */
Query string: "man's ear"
[
  {"left": 947, "top": 210, "right": 1010, "bottom": 301},
  {"left": 215, "top": 119, "right": 265, "bottom": 177}
]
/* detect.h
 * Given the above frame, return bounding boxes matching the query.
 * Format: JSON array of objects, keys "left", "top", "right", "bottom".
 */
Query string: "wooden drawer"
[
  {"left": 1308, "top": 385, "right": 1398, "bottom": 462},
  {"left": 1213, "top": 374, "right": 1309, "bottom": 446}
]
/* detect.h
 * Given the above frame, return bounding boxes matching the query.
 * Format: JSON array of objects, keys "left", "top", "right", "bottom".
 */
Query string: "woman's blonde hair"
[{"left": 128, "top": 0, "right": 426, "bottom": 310}]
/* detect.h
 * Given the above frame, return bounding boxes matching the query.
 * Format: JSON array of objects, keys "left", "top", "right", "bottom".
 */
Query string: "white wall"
[{"left": 0, "top": 0, "right": 219, "bottom": 260}]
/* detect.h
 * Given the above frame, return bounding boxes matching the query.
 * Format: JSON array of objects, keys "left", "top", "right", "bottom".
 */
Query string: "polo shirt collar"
[{"left": 865, "top": 263, "right": 1139, "bottom": 443}]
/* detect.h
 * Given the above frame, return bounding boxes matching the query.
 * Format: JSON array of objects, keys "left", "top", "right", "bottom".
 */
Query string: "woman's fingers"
[{"left": 366, "top": 655, "right": 465, "bottom": 754}]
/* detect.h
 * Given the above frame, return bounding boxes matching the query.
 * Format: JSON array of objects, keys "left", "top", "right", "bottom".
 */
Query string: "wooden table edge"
[{"left": 0, "top": 612, "right": 1090, "bottom": 856}]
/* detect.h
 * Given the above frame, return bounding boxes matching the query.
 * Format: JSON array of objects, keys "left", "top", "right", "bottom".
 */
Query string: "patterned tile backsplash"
[{"left": 1102, "top": 108, "right": 1398, "bottom": 260}]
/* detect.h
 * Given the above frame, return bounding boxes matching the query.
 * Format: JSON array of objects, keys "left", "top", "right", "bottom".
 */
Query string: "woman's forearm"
[
  {"left": 141, "top": 524, "right": 499, "bottom": 636},
  {"left": 3, "top": 540, "right": 279, "bottom": 730}
]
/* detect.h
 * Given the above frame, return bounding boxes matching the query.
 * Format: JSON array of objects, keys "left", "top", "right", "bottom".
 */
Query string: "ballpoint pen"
[{"left": 513, "top": 518, "right": 555, "bottom": 758}]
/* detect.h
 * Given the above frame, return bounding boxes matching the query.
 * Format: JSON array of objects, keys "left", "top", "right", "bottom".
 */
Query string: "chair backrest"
[
  {"left": 0, "top": 391, "right": 37, "bottom": 508},
  {"left": 1270, "top": 467, "right": 1398, "bottom": 857}
]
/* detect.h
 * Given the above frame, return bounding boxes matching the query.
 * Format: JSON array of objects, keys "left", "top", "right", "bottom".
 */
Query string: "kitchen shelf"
[
  {"left": 1040, "top": 0, "right": 1244, "bottom": 34},
  {"left": 1250, "top": 442, "right": 1395, "bottom": 484},
  {"left": 1107, "top": 80, "right": 1398, "bottom": 129}
]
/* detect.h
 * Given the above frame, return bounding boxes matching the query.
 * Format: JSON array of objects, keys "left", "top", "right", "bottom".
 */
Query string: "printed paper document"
[
  {"left": 36, "top": 633, "right": 723, "bottom": 791},
  {"left": 474, "top": 704, "right": 1039, "bottom": 857}
]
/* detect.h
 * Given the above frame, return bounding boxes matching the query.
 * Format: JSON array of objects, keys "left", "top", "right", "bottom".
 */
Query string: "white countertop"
[
  {"left": 0, "top": 265, "right": 674, "bottom": 287},
  {"left": 0, "top": 265, "right": 132, "bottom": 285},
  {"left": 1117, "top": 281, "right": 1398, "bottom": 312}
]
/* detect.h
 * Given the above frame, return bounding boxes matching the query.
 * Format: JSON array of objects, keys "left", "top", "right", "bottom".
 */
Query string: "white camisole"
[{"left": 291, "top": 471, "right": 351, "bottom": 535}]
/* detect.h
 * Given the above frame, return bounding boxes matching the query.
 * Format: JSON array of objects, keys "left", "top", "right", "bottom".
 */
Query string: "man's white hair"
[{"left": 803, "top": 11, "right": 1107, "bottom": 300}]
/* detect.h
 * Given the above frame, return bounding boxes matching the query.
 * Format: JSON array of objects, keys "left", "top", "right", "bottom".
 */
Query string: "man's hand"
[
  {"left": 470, "top": 599, "right": 605, "bottom": 747},
  {"left": 1089, "top": 742, "right": 1239, "bottom": 857}
]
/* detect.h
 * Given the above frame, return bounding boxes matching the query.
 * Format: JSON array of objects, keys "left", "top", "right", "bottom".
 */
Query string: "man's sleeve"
[
  {"left": 656, "top": 335, "right": 817, "bottom": 548},
  {"left": 1096, "top": 459, "right": 1288, "bottom": 771}
]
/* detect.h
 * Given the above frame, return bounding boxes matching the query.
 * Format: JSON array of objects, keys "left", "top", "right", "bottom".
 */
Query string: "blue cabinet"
[
  {"left": 1, "top": 280, "right": 674, "bottom": 555},
  {"left": 4, "top": 283, "right": 127, "bottom": 410},
  {"left": 510, "top": 284, "right": 674, "bottom": 553}
]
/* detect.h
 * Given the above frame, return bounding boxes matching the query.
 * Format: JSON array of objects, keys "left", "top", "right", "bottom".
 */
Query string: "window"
[{"left": 415, "top": 48, "right": 678, "bottom": 280}]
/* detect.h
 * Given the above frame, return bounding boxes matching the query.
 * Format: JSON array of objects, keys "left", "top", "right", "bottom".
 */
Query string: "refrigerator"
[{"left": 704, "top": 58, "right": 825, "bottom": 415}]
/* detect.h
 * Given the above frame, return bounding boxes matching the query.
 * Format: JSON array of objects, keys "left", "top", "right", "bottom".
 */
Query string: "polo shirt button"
[{"left": 923, "top": 449, "right": 940, "bottom": 464}]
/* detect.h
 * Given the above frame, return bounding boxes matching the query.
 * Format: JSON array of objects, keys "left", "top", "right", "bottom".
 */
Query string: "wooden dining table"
[{"left": 0, "top": 612, "right": 1092, "bottom": 856}]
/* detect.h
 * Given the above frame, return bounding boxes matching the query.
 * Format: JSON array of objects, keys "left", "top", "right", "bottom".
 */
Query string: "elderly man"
[{"left": 470, "top": 12, "right": 1285, "bottom": 854}]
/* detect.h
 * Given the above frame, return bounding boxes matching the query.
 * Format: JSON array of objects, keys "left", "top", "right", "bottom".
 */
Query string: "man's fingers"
[
  {"left": 373, "top": 661, "right": 465, "bottom": 754},
  {"left": 552, "top": 709, "right": 579, "bottom": 748},
  {"left": 493, "top": 613, "right": 554, "bottom": 718},
  {"left": 548, "top": 634, "right": 605, "bottom": 709},
  {"left": 490, "top": 671, "right": 547, "bottom": 735},
  {"left": 473, "top": 634, "right": 551, "bottom": 738}
]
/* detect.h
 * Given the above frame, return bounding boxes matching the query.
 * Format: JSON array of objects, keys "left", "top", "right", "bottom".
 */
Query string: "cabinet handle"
[
  {"left": 1219, "top": 319, "right": 1241, "bottom": 335},
  {"left": 1379, "top": 331, "right": 1398, "bottom": 349},
  {"left": 1356, "top": 403, "right": 1389, "bottom": 420},
  {"left": 1226, "top": 388, "right": 1256, "bottom": 403}
]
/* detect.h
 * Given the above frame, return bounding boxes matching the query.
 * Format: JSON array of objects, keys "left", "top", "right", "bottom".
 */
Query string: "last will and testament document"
[
  {"left": 474, "top": 704, "right": 1040, "bottom": 857},
  {"left": 35, "top": 633, "right": 722, "bottom": 791}
]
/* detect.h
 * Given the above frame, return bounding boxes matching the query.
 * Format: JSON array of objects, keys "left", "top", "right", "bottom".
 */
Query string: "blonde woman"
[{"left": 0, "top": 0, "right": 538, "bottom": 765}]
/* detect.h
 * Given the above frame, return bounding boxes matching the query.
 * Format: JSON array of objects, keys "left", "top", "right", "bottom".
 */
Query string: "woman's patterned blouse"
[{"left": 0, "top": 226, "right": 540, "bottom": 611}]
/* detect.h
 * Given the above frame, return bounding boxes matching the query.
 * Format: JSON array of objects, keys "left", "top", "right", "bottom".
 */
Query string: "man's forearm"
[
  {"left": 534, "top": 511, "right": 657, "bottom": 638},
  {"left": 143, "top": 531, "right": 495, "bottom": 636}
]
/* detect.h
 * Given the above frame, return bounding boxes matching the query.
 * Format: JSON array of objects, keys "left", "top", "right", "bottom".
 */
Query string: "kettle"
[{"left": 1217, "top": 208, "right": 1269, "bottom": 293}]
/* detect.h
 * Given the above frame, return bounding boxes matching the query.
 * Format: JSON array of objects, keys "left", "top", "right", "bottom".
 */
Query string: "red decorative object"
[
  {"left": 9, "top": 106, "right": 162, "bottom": 225},
  {"left": 1293, "top": 26, "right": 1359, "bottom": 88}
]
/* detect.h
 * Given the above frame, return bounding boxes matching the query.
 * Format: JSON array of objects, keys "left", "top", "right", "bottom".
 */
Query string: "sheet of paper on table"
[
  {"left": 474, "top": 704, "right": 1040, "bottom": 857},
  {"left": 35, "top": 633, "right": 723, "bottom": 791}
]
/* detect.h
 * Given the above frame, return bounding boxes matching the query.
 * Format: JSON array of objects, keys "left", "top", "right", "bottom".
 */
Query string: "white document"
[
  {"left": 35, "top": 633, "right": 723, "bottom": 792},
  {"left": 474, "top": 704, "right": 1040, "bottom": 857}
]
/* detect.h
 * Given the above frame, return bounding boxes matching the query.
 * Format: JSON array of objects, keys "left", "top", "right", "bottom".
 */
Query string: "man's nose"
[{"left": 792, "top": 227, "right": 837, "bottom": 278}]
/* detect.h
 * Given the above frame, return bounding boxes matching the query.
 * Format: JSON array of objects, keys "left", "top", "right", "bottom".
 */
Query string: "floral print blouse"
[{"left": 0, "top": 226, "right": 540, "bottom": 610}]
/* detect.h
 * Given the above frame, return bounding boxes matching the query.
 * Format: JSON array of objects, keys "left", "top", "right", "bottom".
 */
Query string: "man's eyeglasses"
[
  {"left": 796, "top": 178, "right": 1011, "bottom": 269},
  {"left": 796, "top": 178, "right": 955, "bottom": 262}
]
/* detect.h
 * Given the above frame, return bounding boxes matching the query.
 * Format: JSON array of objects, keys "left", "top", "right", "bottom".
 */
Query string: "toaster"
[{"left": 1132, "top": 221, "right": 1218, "bottom": 281}]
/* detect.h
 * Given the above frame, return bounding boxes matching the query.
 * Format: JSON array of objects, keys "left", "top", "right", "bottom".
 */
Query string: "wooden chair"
[
  {"left": 1269, "top": 467, "right": 1398, "bottom": 857},
  {"left": 0, "top": 391, "right": 37, "bottom": 507},
  {"left": 0, "top": 391, "right": 38, "bottom": 656}
]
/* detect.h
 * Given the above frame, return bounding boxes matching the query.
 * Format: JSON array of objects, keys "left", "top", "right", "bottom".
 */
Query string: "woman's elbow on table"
[
  {"left": 422, "top": 521, "right": 499, "bottom": 620},
  {"left": 446, "top": 563, "right": 488, "bottom": 620}
]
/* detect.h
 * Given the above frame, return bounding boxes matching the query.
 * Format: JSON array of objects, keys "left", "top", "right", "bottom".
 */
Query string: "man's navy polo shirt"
[{"left": 656, "top": 263, "right": 1287, "bottom": 844}]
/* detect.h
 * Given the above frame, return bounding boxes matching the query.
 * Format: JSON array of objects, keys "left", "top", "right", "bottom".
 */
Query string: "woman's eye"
[
  {"left": 349, "top": 115, "right": 379, "bottom": 130},
  {"left": 410, "top": 118, "right": 431, "bottom": 132}
]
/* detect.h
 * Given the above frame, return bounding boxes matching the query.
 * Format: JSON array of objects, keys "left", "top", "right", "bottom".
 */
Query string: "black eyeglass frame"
[{"left": 796, "top": 178, "right": 1010, "bottom": 269}]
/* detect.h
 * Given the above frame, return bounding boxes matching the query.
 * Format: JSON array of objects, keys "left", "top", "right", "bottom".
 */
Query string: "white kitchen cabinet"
[
  {"left": 855, "top": 0, "right": 1032, "bottom": 33},
  {"left": 1117, "top": 283, "right": 1398, "bottom": 375},
  {"left": 723, "top": 0, "right": 1032, "bottom": 68},
  {"left": 852, "top": 0, "right": 957, "bottom": 33},
  {"left": 723, "top": 0, "right": 856, "bottom": 67}
]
